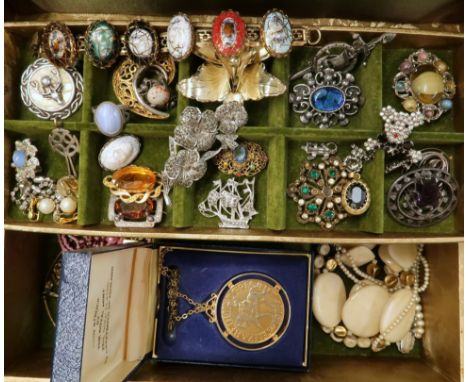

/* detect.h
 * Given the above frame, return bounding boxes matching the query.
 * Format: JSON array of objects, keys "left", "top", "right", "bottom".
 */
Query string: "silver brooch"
[
  {"left": 162, "top": 102, "right": 247, "bottom": 203},
  {"left": 198, "top": 178, "right": 257, "bottom": 229},
  {"left": 387, "top": 149, "right": 458, "bottom": 227},
  {"left": 10, "top": 139, "right": 57, "bottom": 220},
  {"left": 289, "top": 33, "right": 395, "bottom": 128},
  {"left": 20, "top": 58, "right": 83, "bottom": 120}
]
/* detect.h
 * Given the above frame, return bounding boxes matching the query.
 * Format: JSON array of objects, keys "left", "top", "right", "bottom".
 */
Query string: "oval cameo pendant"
[
  {"left": 262, "top": 9, "right": 293, "bottom": 58},
  {"left": 20, "top": 58, "right": 83, "bottom": 120},
  {"left": 85, "top": 20, "right": 121, "bottom": 68},
  {"left": 215, "top": 273, "right": 290, "bottom": 351},
  {"left": 166, "top": 13, "right": 194, "bottom": 61},
  {"left": 40, "top": 22, "right": 77, "bottom": 68},
  {"left": 124, "top": 19, "right": 159, "bottom": 65},
  {"left": 212, "top": 10, "right": 246, "bottom": 57}
]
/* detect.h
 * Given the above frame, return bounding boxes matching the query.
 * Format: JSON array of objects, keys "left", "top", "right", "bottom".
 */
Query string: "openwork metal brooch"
[
  {"left": 199, "top": 178, "right": 258, "bottom": 229},
  {"left": 20, "top": 58, "right": 83, "bottom": 120},
  {"left": 287, "top": 153, "right": 370, "bottom": 230},
  {"left": 387, "top": 149, "right": 458, "bottom": 227},
  {"left": 214, "top": 142, "right": 268, "bottom": 177},
  {"left": 289, "top": 33, "right": 395, "bottom": 128},
  {"left": 162, "top": 102, "right": 248, "bottom": 203}
]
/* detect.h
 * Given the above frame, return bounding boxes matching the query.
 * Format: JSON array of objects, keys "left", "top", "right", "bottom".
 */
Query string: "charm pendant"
[
  {"left": 165, "top": 269, "right": 290, "bottom": 351},
  {"left": 21, "top": 58, "right": 83, "bottom": 120},
  {"left": 198, "top": 178, "right": 257, "bottom": 229},
  {"left": 394, "top": 49, "right": 456, "bottom": 121},
  {"left": 387, "top": 149, "right": 458, "bottom": 227},
  {"left": 215, "top": 273, "right": 290, "bottom": 350},
  {"left": 287, "top": 156, "right": 370, "bottom": 230}
]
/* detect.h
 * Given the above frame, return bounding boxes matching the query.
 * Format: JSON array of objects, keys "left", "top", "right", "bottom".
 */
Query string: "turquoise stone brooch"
[{"left": 84, "top": 20, "right": 121, "bottom": 68}]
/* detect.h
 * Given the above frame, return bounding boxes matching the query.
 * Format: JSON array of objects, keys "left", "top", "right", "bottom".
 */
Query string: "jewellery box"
[{"left": 51, "top": 243, "right": 312, "bottom": 381}]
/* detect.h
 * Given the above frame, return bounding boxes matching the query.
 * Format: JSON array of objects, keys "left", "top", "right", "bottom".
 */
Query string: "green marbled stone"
[{"left": 87, "top": 21, "right": 119, "bottom": 67}]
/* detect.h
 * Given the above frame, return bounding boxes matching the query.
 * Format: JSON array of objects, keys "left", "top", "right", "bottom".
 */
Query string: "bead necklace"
[{"left": 313, "top": 243, "right": 429, "bottom": 353}]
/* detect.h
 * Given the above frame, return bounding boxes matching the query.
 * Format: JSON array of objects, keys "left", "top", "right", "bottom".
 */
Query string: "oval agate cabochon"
[
  {"left": 86, "top": 20, "right": 120, "bottom": 68},
  {"left": 262, "top": 10, "right": 292, "bottom": 57},
  {"left": 167, "top": 14, "right": 194, "bottom": 61},
  {"left": 212, "top": 11, "right": 246, "bottom": 57},
  {"left": 311, "top": 87, "right": 345, "bottom": 112}
]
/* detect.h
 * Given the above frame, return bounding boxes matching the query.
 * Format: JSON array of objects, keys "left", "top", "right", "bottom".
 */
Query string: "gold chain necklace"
[{"left": 162, "top": 266, "right": 291, "bottom": 351}]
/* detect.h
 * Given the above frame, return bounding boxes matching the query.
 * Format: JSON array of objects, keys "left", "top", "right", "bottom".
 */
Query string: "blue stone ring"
[{"left": 289, "top": 67, "right": 364, "bottom": 128}]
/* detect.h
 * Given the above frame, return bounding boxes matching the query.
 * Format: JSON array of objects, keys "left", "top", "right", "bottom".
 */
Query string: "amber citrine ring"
[{"left": 103, "top": 165, "right": 163, "bottom": 204}]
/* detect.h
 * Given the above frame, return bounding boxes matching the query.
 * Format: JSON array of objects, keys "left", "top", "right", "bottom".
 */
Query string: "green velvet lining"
[
  {"left": 4, "top": 40, "right": 463, "bottom": 234},
  {"left": 78, "top": 130, "right": 104, "bottom": 225}
]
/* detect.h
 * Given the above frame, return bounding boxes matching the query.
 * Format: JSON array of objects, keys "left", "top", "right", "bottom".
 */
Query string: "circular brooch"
[
  {"left": 287, "top": 157, "right": 370, "bottom": 230},
  {"left": 289, "top": 68, "right": 363, "bottom": 128},
  {"left": 387, "top": 149, "right": 458, "bottom": 227},
  {"left": 124, "top": 19, "right": 159, "bottom": 65},
  {"left": 20, "top": 58, "right": 83, "bottom": 120},
  {"left": 394, "top": 49, "right": 456, "bottom": 122},
  {"left": 40, "top": 22, "right": 77, "bottom": 68},
  {"left": 261, "top": 9, "right": 293, "bottom": 58},
  {"left": 166, "top": 13, "right": 195, "bottom": 61},
  {"left": 214, "top": 142, "right": 268, "bottom": 177},
  {"left": 212, "top": 10, "right": 246, "bottom": 57},
  {"left": 85, "top": 20, "right": 121, "bottom": 69}
]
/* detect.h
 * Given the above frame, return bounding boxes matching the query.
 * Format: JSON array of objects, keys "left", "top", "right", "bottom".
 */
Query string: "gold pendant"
[{"left": 212, "top": 273, "right": 290, "bottom": 351}]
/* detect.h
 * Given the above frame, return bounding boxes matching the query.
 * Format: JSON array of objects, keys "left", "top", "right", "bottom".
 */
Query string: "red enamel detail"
[{"left": 212, "top": 10, "right": 246, "bottom": 57}]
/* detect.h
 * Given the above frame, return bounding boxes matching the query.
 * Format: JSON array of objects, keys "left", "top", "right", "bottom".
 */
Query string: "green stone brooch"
[{"left": 287, "top": 145, "right": 370, "bottom": 230}]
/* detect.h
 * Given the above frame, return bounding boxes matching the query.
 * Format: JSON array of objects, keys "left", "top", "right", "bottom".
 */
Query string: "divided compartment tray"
[{"left": 4, "top": 26, "right": 464, "bottom": 235}]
